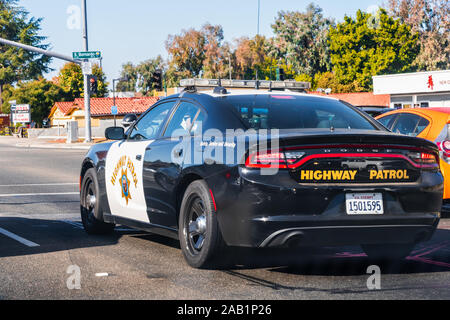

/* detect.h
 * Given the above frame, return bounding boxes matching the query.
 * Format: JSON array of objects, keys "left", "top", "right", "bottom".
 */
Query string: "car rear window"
[{"left": 217, "top": 95, "right": 377, "bottom": 130}]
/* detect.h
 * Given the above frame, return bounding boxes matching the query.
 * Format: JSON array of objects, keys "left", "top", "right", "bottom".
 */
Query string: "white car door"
[
  {"left": 105, "top": 140, "right": 153, "bottom": 223},
  {"left": 104, "top": 100, "right": 177, "bottom": 223}
]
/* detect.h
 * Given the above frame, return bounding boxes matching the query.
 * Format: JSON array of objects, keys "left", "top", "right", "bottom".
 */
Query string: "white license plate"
[{"left": 346, "top": 193, "right": 384, "bottom": 215}]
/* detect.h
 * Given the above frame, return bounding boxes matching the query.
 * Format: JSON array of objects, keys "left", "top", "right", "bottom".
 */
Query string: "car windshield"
[{"left": 218, "top": 94, "right": 377, "bottom": 131}]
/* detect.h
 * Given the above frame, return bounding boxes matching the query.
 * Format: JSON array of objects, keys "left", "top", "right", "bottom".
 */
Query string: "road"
[{"left": 0, "top": 136, "right": 449, "bottom": 300}]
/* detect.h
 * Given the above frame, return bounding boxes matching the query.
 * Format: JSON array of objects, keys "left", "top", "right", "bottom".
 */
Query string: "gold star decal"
[{"left": 120, "top": 168, "right": 132, "bottom": 205}]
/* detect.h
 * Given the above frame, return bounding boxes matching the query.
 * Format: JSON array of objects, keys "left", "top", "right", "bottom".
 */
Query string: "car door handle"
[
  {"left": 136, "top": 155, "right": 142, "bottom": 161},
  {"left": 173, "top": 149, "right": 183, "bottom": 157}
]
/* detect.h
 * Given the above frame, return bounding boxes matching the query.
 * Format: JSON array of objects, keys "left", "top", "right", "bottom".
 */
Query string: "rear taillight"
[
  {"left": 245, "top": 151, "right": 287, "bottom": 168},
  {"left": 408, "top": 152, "right": 439, "bottom": 168},
  {"left": 436, "top": 140, "right": 450, "bottom": 165},
  {"left": 245, "top": 150, "right": 305, "bottom": 168},
  {"left": 442, "top": 140, "right": 450, "bottom": 152}
]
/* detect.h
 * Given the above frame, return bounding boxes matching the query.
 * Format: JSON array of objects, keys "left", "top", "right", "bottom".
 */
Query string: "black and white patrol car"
[{"left": 80, "top": 79, "right": 443, "bottom": 268}]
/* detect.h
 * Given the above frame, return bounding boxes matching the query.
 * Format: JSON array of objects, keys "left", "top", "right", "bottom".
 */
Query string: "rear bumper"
[
  {"left": 212, "top": 168, "right": 443, "bottom": 248},
  {"left": 257, "top": 220, "right": 438, "bottom": 248}
]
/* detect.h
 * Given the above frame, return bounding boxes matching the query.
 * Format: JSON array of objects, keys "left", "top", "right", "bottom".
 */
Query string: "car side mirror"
[
  {"left": 105, "top": 127, "right": 125, "bottom": 140},
  {"left": 122, "top": 113, "right": 138, "bottom": 128}
]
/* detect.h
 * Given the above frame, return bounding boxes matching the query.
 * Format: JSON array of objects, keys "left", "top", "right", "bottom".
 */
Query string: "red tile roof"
[
  {"left": 309, "top": 92, "right": 391, "bottom": 107},
  {"left": 52, "top": 97, "right": 160, "bottom": 117},
  {"left": 53, "top": 101, "right": 77, "bottom": 115}
]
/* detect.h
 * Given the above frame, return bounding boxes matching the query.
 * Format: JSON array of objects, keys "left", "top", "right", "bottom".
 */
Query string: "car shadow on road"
[
  {"left": 218, "top": 228, "right": 450, "bottom": 276},
  {"left": 1, "top": 217, "right": 448, "bottom": 279}
]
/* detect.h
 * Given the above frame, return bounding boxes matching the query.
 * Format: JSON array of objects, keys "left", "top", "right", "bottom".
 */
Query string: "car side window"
[
  {"left": 377, "top": 114, "right": 397, "bottom": 130},
  {"left": 391, "top": 113, "right": 429, "bottom": 137},
  {"left": 129, "top": 101, "right": 175, "bottom": 141},
  {"left": 164, "top": 101, "right": 205, "bottom": 137},
  {"left": 413, "top": 116, "right": 430, "bottom": 136}
]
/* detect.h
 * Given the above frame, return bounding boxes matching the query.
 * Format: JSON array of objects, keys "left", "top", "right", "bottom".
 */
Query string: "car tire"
[
  {"left": 362, "top": 243, "right": 415, "bottom": 262},
  {"left": 179, "top": 180, "right": 225, "bottom": 269},
  {"left": 80, "top": 168, "right": 115, "bottom": 235}
]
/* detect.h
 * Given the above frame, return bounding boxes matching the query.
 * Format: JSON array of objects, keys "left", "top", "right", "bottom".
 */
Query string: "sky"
[{"left": 18, "top": 0, "right": 384, "bottom": 87}]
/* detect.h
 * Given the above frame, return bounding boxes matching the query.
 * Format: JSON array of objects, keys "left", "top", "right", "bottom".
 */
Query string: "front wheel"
[
  {"left": 362, "top": 243, "right": 415, "bottom": 262},
  {"left": 179, "top": 180, "right": 225, "bottom": 269},
  {"left": 80, "top": 168, "right": 115, "bottom": 235}
]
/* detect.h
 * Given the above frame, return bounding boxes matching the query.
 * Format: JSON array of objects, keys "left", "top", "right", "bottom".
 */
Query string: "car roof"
[{"left": 376, "top": 107, "right": 450, "bottom": 119}]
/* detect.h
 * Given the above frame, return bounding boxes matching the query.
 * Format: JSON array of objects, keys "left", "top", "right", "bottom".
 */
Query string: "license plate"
[{"left": 346, "top": 193, "right": 384, "bottom": 215}]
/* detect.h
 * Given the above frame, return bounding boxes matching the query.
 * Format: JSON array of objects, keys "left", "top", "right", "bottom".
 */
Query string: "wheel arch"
[
  {"left": 80, "top": 159, "right": 95, "bottom": 190},
  {"left": 175, "top": 172, "right": 205, "bottom": 225}
]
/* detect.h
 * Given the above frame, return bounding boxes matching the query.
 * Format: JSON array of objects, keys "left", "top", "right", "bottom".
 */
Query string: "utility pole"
[
  {"left": 82, "top": 0, "right": 92, "bottom": 142},
  {"left": 228, "top": 54, "right": 232, "bottom": 80},
  {"left": 255, "top": 0, "right": 260, "bottom": 81}
]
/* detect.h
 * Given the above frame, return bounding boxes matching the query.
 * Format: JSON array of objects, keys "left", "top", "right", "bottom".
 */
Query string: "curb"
[{"left": 15, "top": 143, "right": 92, "bottom": 150}]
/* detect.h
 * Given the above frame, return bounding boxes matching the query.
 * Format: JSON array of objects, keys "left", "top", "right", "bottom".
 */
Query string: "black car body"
[{"left": 80, "top": 83, "right": 443, "bottom": 268}]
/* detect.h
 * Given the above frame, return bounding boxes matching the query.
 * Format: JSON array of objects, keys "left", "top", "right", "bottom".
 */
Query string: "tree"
[
  {"left": 116, "top": 56, "right": 167, "bottom": 95},
  {"left": 313, "top": 72, "right": 365, "bottom": 93},
  {"left": 1, "top": 78, "right": 69, "bottom": 125},
  {"left": 166, "top": 23, "right": 229, "bottom": 84},
  {"left": 387, "top": 0, "right": 449, "bottom": 70},
  {"left": 234, "top": 35, "right": 269, "bottom": 80},
  {"left": 136, "top": 56, "right": 166, "bottom": 94},
  {"left": 166, "top": 26, "right": 206, "bottom": 81},
  {"left": 116, "top": 62, "right": 138, "bottom": 92},
  {"left": 202, "top": 24, "right": 227, "bottom": 79},
  {"left": 270, "top": 3, "right": 334, "bottom": 77},
  {"left": 258, "top": 57, "right": 297, "bottom": 81},
  {"left": 0, "top": 0, "right": 52, "bottom": 107},
  {"left": 57, "top": 62, "right": 108, "bottom": 99},
  {"left": 328, "top": 9, "right": 419, "bottom": 91}
]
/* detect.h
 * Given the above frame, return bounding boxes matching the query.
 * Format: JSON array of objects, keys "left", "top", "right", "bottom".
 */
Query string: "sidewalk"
[{"left": 0, "top": 136, "right": 103, "bottom": 150}]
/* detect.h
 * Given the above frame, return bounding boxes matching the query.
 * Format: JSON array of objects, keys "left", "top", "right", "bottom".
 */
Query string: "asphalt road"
[{"left": 0, "top": 136, "right": 449, "bottom": 300}]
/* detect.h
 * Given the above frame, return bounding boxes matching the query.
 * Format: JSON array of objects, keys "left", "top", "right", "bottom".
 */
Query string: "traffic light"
[
  {"left": 151, "top": 69, "right": 163, "bottom": 91},
  {"left": 276, "top": 67, "right": 285, "bottom": 81},
  {"left": 89, "top": 76, "right": 98, "bottom": 95}
]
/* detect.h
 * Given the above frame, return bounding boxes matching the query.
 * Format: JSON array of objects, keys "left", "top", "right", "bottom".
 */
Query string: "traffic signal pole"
[
  {"left": 82, "top": 0, "right": 92, "bottom": 143},
  {"left": 0, "top": 0, "right": 93, "bottom": 143}
]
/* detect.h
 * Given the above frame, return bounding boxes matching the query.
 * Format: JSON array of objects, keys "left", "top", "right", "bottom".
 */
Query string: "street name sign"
[{"left": 73, "top": 51, "right": 101, "bottom": 60}]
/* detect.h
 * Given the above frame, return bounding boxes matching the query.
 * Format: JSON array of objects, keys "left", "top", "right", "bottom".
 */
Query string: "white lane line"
[
  {"left": 0, "top": 183, "right": 78, "bottom": 187},
  {"left": 0, "top": 192, "right": 79, "bottom": 198},
  {"left": 0, "top": 227, "right": 40, "bottom": 247}
]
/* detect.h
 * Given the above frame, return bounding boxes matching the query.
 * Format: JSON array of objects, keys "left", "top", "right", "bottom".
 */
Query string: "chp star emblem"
[{"left": 120, "top": 168, "right": 132, "bottom": 205}]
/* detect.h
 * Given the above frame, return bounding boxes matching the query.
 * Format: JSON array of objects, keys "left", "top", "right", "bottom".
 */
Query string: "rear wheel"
[
  {"left": 362, "top": 243, "right": 414, "bottom": 262},
  {"left": 80, "top": 168, "right": 115, "bottom": 235},
  {"left": 179, "top": 180, "right": 225, "bottom": 269}
]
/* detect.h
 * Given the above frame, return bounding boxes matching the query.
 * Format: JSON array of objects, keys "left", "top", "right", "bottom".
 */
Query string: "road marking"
[
  {"left": 95, "top": 273, "right": 109, "bottom": 277},
  {"left": 0, "top": 227, "right": 39, "bottom": 247},
  {"left": 0, "top": 192, "right": 79, "bottom": 197},
  {"left": 0, "top": 183, "right": 78, "bottom": 187}
]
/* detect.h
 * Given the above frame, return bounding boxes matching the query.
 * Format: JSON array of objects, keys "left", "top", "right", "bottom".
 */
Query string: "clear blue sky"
[{"left": 18, "top": 0, "right": 383, "bottom": 87}]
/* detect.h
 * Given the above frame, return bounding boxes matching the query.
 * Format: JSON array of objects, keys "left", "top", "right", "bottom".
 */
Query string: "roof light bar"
[{"left": 180, "top": 79, "right": 311, "bottom": 90}]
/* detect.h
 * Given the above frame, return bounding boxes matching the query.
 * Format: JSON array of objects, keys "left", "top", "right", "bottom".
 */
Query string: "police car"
[{"left": 80, "top": 79, "right": 443, "bottom": 268}]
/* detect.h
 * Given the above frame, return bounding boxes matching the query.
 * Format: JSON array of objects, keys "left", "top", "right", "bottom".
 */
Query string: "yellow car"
[{"left": 376, "top": 108, "right": 450, "bottom": 207}]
